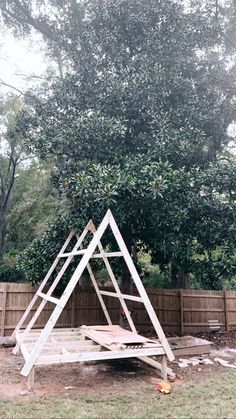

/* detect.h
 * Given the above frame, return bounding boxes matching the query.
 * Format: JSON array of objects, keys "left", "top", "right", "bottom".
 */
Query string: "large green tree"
[{"left": 3, "top": 0, "right": 236, "bottom": 289}]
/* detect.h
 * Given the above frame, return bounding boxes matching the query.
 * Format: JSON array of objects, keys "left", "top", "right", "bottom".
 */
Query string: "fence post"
[
  {"left": 71, "top": 289, "right": 76, "bottom": 328},
  {"left": 224, "top": 289, "right": 229, "bottom": 332},
  {"left": 180, "top": 289, "right": 184, "bottom": 335},
  {"left": 1, "top": 283, "right": 7, "bottom": 337}
]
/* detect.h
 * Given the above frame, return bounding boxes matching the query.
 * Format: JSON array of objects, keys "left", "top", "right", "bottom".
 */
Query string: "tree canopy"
[{"left": 1, "top": 0, "right": 236, "bottom": 289}]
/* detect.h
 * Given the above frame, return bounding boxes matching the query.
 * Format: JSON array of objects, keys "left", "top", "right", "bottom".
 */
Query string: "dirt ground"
[{"left": 1, "top": 331, "right": 236, "bottom": 401}]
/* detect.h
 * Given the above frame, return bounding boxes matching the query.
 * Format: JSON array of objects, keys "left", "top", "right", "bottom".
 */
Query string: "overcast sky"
[{"left": 0, "top": 31, "right": 47, "bottom": 95}]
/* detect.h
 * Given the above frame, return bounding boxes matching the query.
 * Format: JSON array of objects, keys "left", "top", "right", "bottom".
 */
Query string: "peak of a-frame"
[
  {"left": 106, "top": 209, "right": 112, "bottom": 215},
  {"left": 86, "top": 220, "right": 96, "bottom": 233}
]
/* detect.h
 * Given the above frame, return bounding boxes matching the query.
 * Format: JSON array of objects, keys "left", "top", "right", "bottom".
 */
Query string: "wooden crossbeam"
[
  {"left": 58, "top": 249, "right": 86, "bottom": 258},
  {"left": 100, "top": 290, "right": 143, "bottom": 302},
  {"left": 92, "top": 252, "right": 123, "bottom": 258},
  {"left": 36, "top": 292, "right": 60, "bottom": 305},
  {"left": 35, "top": 346, "right": 166, "bottom": 366},
  {"left": 59, "top": 251, "right": 123, "bottom": 258}
]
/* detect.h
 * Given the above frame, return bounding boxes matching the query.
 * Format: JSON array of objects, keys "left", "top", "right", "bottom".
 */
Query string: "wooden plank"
[
  {"left": 180, "top": 289, "right": 184, "bottom": 335},
  {"left": 25, "top": 340, "right": 98, "bottom": 349},
  {"left": 25, "top": 343, "right": 102, "bottom": 354},
  {"left": 183, "top": 308, "right": 224, "bottom": 312},
  {"left": 35, "top": 346, "right": 166, "bottom": 366},
  {"left": 139, "top": 356, "right": 175, "bottom": 377},
  {"left": 92, "top": 252, "right": 123, "bottom": 258},
  {"left": 71, "top": 290, "right": 76, "bottom": 328},
  {"left": 182, "top": 293, "right": 223, "bottom": 299},
  {"left": 161, "top": 355, "right": 168, "bottom": 380},
  {"left": 172, "top": 345, "right": 212, "bottom": 356},
  {"left": 100, "top": 290, "right": 143, "bottom": 302},
  {"left": 27, "top": 367, "right": 35, "bottom": 391},
  {"left": 19, "top": 327, "right": 81, "bottom": 334},
  {"left": 224, "top": 289, "right": 229, "bottom": 331},
  {"left": 184, "top": 322, "right": 225, "bottom": 326},
  {"left": 1, "top": 283, "right": 7, "bottom": 337},
  {"left": 59, "top": 251, "right": 123, "bottom": 258},
  {"left": 20, "top": 343, "right": 30, "bottom": 361},
  {"left": 80, "top": 325, "right": 155, "bottom": 347},
  {"left": 36, "top": 292, "right": 60, "bottom": 306},
  {"left": 21, "top": 335, "right": 85, "bottom": 344},
  {"left": 59, "top": 249, "right": 86, "bottom": 258}
]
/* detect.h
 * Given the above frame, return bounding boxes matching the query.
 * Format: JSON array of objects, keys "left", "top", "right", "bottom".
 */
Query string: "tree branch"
[
  {"left": 5, "top": 0, "right": 59, "bottom": 42},
  {"left": 0, "top": 166, "right": 5, "bottom": 196},
  {"left": 0, "top": 79, "right": 24, "bottom": 95},
  {"left": 15, "top": 72, "right": 58, "bottom": 81}
]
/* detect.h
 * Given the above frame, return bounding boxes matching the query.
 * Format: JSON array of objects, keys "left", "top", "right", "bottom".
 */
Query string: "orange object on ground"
[{"left": 156, "top": 382, "right": 171, "bottom": 394}]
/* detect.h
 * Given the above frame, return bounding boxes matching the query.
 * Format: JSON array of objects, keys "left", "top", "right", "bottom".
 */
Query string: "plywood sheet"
[{"left": 80, "top": 325, "right": 160, "bottom": 348}]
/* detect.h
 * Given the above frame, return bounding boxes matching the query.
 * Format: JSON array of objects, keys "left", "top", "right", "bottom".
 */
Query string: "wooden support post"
[
  {"left": 180, "top": 289, "right": 184, "bottom": 335},
  {"left": 27, "top": 367, "right": 35, "bottom": 391},
  {"left": 161, "top": 355, "right": 168, "bottom": 380},
  {"left": 139, "top": 356, "right": 175, "bottom": 378},
  {"left": 71, "top": 289, "right": 76, "bottom": 328},
  {"left": 224, "top": 289, "right": 229, "bottom": 332},
  {"left": 1, "top": 284, "right": 7, "bottom": 337}
]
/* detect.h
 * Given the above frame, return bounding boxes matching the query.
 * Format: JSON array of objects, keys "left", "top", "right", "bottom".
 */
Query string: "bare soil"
[{"left": 1, "top": 332, "right": 236, "bottom": 400}]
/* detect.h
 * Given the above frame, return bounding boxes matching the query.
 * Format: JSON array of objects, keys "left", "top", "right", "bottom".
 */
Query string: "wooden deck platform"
[{"left": 16, "top": 326, "right": 166, "bottom": 368}]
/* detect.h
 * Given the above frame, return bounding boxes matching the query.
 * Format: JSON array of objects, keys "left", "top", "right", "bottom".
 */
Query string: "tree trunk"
[
  {"left": 170, "top": 259, "right": 190, "bottom": 289},
  {"left": 0, "top": 210, "right": 8, "bottom": 253}
]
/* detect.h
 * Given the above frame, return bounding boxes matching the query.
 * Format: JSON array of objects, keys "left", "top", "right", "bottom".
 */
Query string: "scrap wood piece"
[
  {"left": 179, "top": 358, "right": 199, "bottom": 367},
  {"left": 214, "top": 358, "right": 236, "bottom": 369},
  {"left": 201, "top": 358, "right": 214, "bottom": 365},
  {"left": 168, "top": 335, "right": 213, "bottom": 357},
  {"left": 178, "top": 361, "right": 189, "bottom": 368},
  {"left": 80, "top": 325, "right": 160, "bottom": 348},
  {"left": 178, "top": 356, "right": 214, "bottom": 368}
]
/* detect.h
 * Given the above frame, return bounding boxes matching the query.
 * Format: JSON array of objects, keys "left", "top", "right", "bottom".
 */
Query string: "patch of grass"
[{"left": 1, "top": 371, "right": 236, "bottom": 418}]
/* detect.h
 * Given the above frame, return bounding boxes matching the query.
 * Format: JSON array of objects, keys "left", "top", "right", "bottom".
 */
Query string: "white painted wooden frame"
[{"left": 12, "top": 209, "right": 174, "bottom": 378}]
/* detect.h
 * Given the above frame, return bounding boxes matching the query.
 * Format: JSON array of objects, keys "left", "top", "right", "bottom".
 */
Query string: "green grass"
[{"left": 1, "top": 371, "right": 236, "bottom": 418}]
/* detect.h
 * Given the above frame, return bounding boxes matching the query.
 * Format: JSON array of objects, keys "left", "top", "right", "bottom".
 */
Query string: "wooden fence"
[{"left": 1, "top": 282, "right": 236, "bottom": 336}]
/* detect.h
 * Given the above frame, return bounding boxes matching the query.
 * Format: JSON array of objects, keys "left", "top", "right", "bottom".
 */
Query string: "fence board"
[{"left": 0, "top": 283, "right": 236, "bottom": 336}]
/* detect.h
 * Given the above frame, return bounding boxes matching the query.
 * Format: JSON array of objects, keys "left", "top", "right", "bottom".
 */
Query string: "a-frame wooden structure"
[{"left": 12, "top": 210, "right": 174, "bottom": 389}]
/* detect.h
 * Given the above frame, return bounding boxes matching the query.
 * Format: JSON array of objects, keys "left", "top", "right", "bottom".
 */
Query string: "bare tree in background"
[{"left": 0, "top": 98, "right": 26, "bottom": 253}]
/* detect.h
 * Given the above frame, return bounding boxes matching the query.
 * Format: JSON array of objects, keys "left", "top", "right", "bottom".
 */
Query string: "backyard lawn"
[{"left": 0, "top": 370, "right": 235, "bottom": 418}]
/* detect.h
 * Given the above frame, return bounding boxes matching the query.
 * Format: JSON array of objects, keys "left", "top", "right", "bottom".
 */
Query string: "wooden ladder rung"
[
  {"left": 58, "top": 249, "right": 87, "bottom": 258},
  {"left": 37, "top": 292, "right": 60, "bottom": 305},
  {"left": 100, "top": 290, "right": 143, "bottom": 302},
  {"left": 91, "top": 252, "right": 123, "bottom": 258}
]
